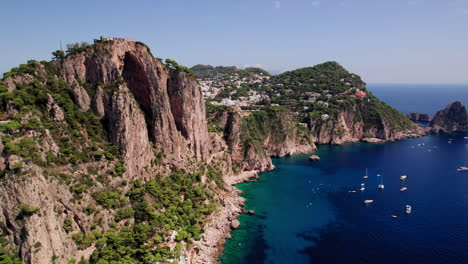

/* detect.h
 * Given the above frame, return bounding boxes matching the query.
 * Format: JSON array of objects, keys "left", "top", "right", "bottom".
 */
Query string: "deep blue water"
[
  {"left": 368, "top": 83, "right": 468, "bottom": 116},
  {"left": 221, "top": 85, "right": 468, "bottom": 264}
]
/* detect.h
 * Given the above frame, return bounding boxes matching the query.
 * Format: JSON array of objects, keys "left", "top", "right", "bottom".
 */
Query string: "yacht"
[
  {"left": 406, "top": 205, "right": 412, "bottom": 214},
  {"left": 363, "top": 168, "right": 369, "bottom": 179},
  {"left": 364, "top": 200, "right": 374, "bottom": 204},
  {"left": 400, "top": 175, "right": 407, "bottom": 180},
  {"left": 400, "top": 187, "right": 408, "bottom": 192},
  {"left": 377, "top": 174, "right": 384, "bottom": 189},
  {"left": 457, "top": 166, "right": 468, "bottom": 172}
]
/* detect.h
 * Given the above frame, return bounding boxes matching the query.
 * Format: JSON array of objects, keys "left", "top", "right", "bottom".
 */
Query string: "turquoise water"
[
  {"left": 221, "top": 135, "right": 468, "bottom": 263},
  {"left": 220, "top": 85, "right": 468, "bottom": 263}
]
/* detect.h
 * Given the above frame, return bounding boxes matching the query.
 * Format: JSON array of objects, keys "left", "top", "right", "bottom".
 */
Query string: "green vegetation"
[
  {"left": 19, "top": 204, "right": 39, "bottom": 216},
  {"left": 89, "top": 170, "right": 217, "bottom": 263},
  {"left": 63, "top": 218, "right": 73, "bottom": 233},
  {"left": 65, "top": 42, "right": 91, "bottom": 56},
  {"left": 0, "top": 233, "right": 21, "bottom": 264},
  {"left": 165, "top": 59, "right": 195, "bottom": 76}
]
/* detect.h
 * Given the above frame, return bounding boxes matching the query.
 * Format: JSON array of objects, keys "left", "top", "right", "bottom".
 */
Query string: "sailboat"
[
  {"left": 377, "top": 174, "right": 384, "bottom": 189},
  {"left": 363, "top": 168, "right": 369, "bottom": 179}
]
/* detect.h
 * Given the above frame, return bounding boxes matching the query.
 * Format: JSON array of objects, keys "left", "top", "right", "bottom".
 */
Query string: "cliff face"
[
  {"left": 60, "top": 41, "right": 209, "bottom": 168},
  {"left": 309, "top": 102, "right": 428, "bottom": 144},
  {"left": 430, "top": 101, "right": 468, "bottom": 133},
  {"left": 0, "top": 40, "right": 432, "bottom": 264},
  {"left": 0, "top": 41, "right": 212, "bottom": 264}
]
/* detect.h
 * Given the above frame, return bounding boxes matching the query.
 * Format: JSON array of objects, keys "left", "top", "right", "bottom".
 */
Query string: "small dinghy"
[
  {"left": 406, "top": 205, "right": 412, "bottom": 214},
  {"left": 363, "top": 168, "right": 369, "bottom": 179}
]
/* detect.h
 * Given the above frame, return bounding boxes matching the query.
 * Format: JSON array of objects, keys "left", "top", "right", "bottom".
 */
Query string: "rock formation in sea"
[
  {"left": 430, "top": 101, "right": 468, "bottom": 133},
  {"left": 407, "top": 112, "right": 432, "bottom": 122}
]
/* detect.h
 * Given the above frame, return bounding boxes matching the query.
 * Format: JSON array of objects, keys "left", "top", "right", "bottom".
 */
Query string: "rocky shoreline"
[{"left": 196, "top": 124, "right": 431, "bottom": 263}]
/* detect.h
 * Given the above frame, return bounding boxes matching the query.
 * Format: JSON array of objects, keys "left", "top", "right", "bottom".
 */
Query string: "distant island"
[{"left": 0, "top": 39, "right": 462, "bottom": 264}]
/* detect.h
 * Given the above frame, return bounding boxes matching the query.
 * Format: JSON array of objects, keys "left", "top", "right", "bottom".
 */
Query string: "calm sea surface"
[{"left": 220, "top": 84, "right": 468, "bottom": 264}]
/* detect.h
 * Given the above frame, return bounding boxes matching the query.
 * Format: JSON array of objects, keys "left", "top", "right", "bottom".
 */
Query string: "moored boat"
[{"left": 406, "top": 205, "right": 412, "bottom": 214}]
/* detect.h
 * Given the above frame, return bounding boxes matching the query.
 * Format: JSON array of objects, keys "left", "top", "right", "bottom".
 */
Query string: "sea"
[{"left": 220, "top": 84, "right": 468, "bottom": 264}]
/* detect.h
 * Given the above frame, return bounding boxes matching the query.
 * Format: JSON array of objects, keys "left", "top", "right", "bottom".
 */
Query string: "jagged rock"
[
  {"left": 3, "top": 74, "right": 35, "bottom": 92},
  {"left": 230, "top": 219, "right": 240, "bottom": 229},
  {"left": 362, "top": 137, "right": 385, "bottom": 143},
  {"left": 309, "top": 155, "right": 320, "bottom": 161},
  {"left": 46, "top": 94, "right": 64, "bottom": 121},
  {"left": 407, "top": 112, "right": 432, "bottom": 122},
  {"left": 71, "top": 82, "right": 91, "bottom": 111},
  {"left": 430, "top": 101, "right": 468, "bottom": 133},
  {"left": 60, "top": 41, "right": 209, "bottom": 168}
]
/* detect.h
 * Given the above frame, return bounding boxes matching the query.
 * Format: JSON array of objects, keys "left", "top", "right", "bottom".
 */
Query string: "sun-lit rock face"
[{"left": 430, "top": 101, "right": 468, "bottom": 133}]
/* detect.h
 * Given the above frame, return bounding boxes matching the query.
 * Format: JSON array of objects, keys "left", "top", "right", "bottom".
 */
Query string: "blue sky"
[{"left": 1, "top": 0, "right": 467, "bottom": 83}]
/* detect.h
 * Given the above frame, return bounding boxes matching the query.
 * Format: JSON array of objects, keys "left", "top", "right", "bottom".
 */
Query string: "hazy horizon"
[{"left": 1, "top": 0, "right": 468, "bottom": 84}]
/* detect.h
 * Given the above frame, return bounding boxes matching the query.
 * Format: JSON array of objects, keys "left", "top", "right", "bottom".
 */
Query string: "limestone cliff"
[
  {"left": 308, "top": 97, "right": 429, "bottom": 144},
  {"left": 0, "top": 40, "right": 432, "bottom": 264},
  {"left": 430, "top": 101, "right": 468, "bottom": 133},
  {"left": 0, "top": 41, "right": 213, "bottom": 264}
]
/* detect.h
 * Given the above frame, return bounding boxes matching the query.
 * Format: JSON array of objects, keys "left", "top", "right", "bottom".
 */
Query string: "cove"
[{"left": 220, "top": 133, "right": 468, "bottom": 264}]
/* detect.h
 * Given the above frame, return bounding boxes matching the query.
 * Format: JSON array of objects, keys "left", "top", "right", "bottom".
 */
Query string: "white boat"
[
  {"left": 400, "top": 175, "right": 407, "bottom": 180},
  {"left": 360, "top": 183, "right": 365, "bottom": 191},
  {"left": 363, "top": 168, "right": 369, "bottom": 179},
  {"left": 457, "top": 166, "right": 468, "bottom": 172},
  {"left": 391, "top": 215, "right": 398, "bottom": 218},
  {"left": 400, "top": 187, "right": 408, "bottom": 192},
  {"left": 364, "top": 200, "right": 374, "bottom": 204},
  {"left": 406, "top": 205, "right": 412, "bottom": 214},
  {"left": 464, "top": 137, "right": 468, "bottom": 139},
  {"left": 349, "top": 190, "right": 357, "bottom": 193},
  {"left": 377, "top": 174, "right": 384, "bottom": 189}
]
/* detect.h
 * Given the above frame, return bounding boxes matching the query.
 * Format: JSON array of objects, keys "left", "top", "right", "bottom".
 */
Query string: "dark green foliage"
[
  {"left": 90, "top": 170, "right": 217, "bottom": 263},
  {"left": 165, "top": 59, "right": 195, "bottom": 76},
  {"left": 0, "top": 233, "right": 21, "bottom": 264},
  {"left": 63, "top": 218, "right": 73, "bottom": 233},
  {"left": 360, "top": 93, "right": 415, "bottom": 131},
  {"left": 19, "top": 204, "right": 39, "bottom": 216},
  {"left": 93, "top": 188, "right": 122, "bottom": 209},
  {"left": 65, "top": 42, "right": 91, "bottom": 56},
  {"left": 2, "top": 60, "right": 40, "bottom": 79},
  {"left": 51, "top": 50, "right": 65, "bottom": 60},
  {"left": 114, "top": 208, "right": 134, "bottom": 222}
]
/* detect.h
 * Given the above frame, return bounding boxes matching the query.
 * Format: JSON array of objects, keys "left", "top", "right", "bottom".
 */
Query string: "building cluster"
[{"left": 198, "top": 72, "right": 270, "bottom": 106}]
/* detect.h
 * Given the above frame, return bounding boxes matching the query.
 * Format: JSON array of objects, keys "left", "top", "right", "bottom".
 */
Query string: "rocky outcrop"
[
  {"left": 70, "top": 82, "right": 91, "bottom": 111},
  {"left": 310, "top": 106, "right": 429, "bottom": 144},
  {"left": 407, "top": 112, "right": 432, "bottom": 122},
  {"left": 309, "top": 155, "right": 320, "bottom": 161},
  {"left": 59, "top": 41, "right": 210, "bottom": 173},
  {"left": 430, "top": 101, "right": 468, "bottom": 133}
]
